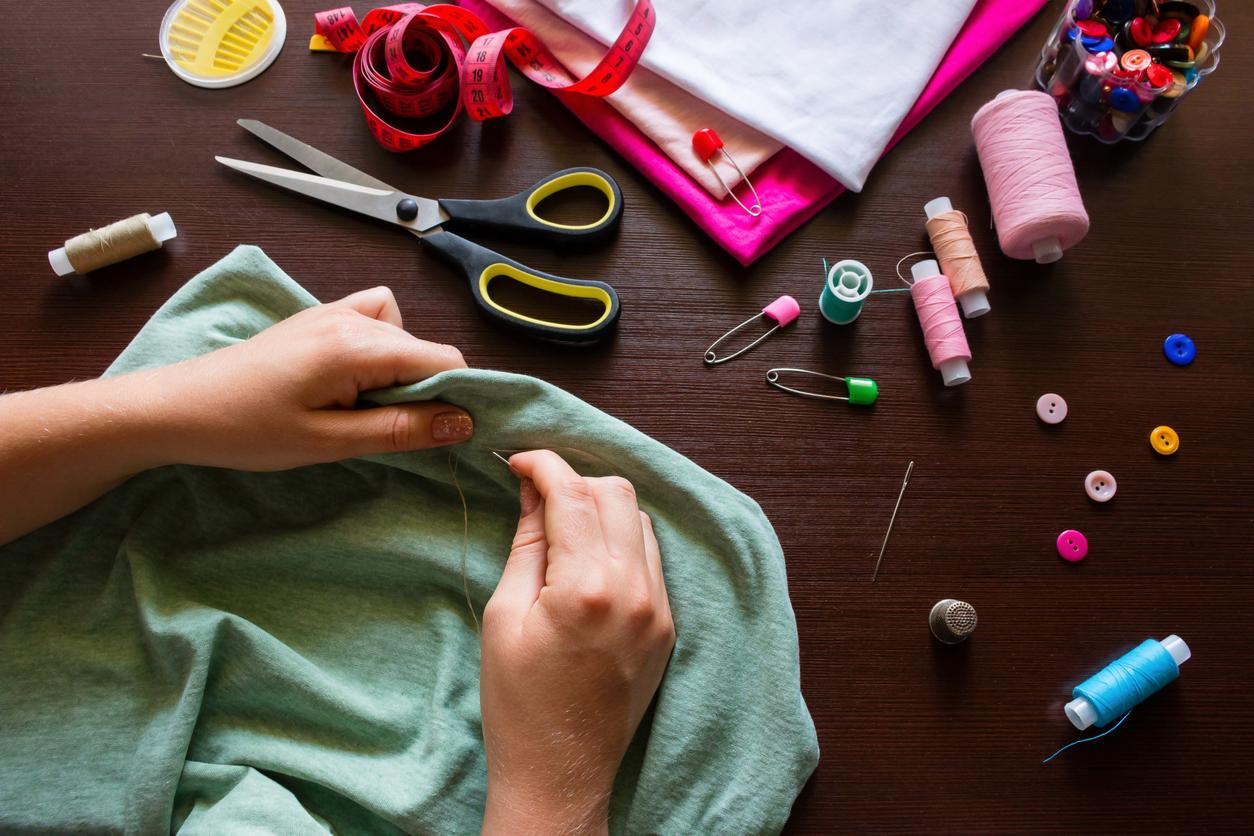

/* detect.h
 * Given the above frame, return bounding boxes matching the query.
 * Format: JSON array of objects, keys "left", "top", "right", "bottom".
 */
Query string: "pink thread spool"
[
  {"left": 910, "top": 259, "right": 971, "bottom": 387},
  {"left": 971, "top": 90, "right": 1089, "bottom": 264}
]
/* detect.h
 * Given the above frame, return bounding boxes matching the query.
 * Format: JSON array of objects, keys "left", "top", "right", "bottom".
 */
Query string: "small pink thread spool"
[
  {"left": 971, "top": 90, "right": 1089, "bottom": 264},
  {"left": 910, "top": 259, "right": 971, "bottom": 386}
]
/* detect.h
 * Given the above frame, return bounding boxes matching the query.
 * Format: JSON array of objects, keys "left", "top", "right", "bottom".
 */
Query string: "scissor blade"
[
  {"left": 216, "top": 157, "right": 448, "bottom": 232},
  {"left": 236, "top": 118, "right": 398, "bottom": 192}
]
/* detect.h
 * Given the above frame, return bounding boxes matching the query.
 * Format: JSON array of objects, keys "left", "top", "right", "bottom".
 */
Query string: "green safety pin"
[{"left": 765, "top": 368, "right": 878, "bottom": 406}]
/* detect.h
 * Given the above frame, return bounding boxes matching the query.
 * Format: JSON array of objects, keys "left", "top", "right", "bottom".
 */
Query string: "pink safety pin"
[
  {"left": 693, "top": 128, "right": 763, "bottom": 217},
  {"left": 704, "top": 295, "right": 799, "bottom": 365}
]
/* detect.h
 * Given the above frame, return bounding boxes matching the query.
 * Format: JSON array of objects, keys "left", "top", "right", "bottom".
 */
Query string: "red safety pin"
[{"left": 693, "top": 128, "right": 763, "bottom": 217}]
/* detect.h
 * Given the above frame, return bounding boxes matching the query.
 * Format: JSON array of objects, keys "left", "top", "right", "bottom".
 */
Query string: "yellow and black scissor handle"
[
  {"left": 420, "top": 230, "right": 620, "bottom": 344},
  {"left": 437, "top": 167, "right": 623, "bottom": 248}
]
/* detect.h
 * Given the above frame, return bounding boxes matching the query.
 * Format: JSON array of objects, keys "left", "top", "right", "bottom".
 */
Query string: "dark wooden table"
[{"left": 3, "top": 2, "right": 1252, "bottom": 832}]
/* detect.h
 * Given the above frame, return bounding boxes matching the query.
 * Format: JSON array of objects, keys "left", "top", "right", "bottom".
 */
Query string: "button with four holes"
[
  {"left": 1084, "top": 470, "right": 1117, "bottom": 502},
  {"left": 1036, "top": 393, "right": 1068, "bottom": 424},
  {"left": 1150, "top": 425, "right": 1179, "bottom": 455},
  {"left": 1163, "top": 333, "right": 1196, "bottom": 366},
  {"left": 1056, "top": 529, "right": 1088, "bottom": 562}
]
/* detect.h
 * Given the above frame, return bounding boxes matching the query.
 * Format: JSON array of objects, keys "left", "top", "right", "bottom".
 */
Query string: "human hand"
[
  {"left": 150, "top": 286, "right": 472, "bottom": 470},
  {"left": 480, "top": 451, "right": 675, "bottom": 836}
]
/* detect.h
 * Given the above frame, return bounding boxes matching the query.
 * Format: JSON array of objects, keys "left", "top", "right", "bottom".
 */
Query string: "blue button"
[
  {"left": 1163, "top": 333, "right": 1196, "bottom": 366},
  {"left": 1110, "top": 86, "right": 1141, "bottom": 112}
]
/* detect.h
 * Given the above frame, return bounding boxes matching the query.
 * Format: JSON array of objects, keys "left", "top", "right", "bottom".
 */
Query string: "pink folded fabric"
[
  {"left": 459, "top": 0, "right": 1049, "bottom": 266},
  {"left": 486, "top": 0, "right": 782, "bottom": 200}
]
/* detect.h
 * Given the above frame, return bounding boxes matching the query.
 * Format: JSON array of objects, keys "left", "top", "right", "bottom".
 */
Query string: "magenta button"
[{"left": 1056, "top": 529, "right": 1088, "bottom": 562}]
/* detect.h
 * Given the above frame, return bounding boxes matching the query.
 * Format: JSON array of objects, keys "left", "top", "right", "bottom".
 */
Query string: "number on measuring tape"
[{"left": 314, "top": 1, "right": 655, "bottom": 152}]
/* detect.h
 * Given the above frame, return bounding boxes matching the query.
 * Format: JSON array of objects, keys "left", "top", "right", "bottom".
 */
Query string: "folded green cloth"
[{"left": 0, "top": 246, "right": 817, "bottom": 834}]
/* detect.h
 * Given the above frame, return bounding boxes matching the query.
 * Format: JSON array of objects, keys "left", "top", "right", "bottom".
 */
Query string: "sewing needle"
[{"left": 872, "top": 460, "right": 914, "bottom": 583}]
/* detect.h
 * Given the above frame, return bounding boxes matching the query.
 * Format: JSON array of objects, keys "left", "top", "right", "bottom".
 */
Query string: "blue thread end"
[{"left": 1042, "top": 711, "right": 1131, "bottom": 764}]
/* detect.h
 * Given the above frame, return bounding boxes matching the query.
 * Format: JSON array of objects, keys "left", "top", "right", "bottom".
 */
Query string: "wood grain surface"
[{"left": 2, "top": 2, "right": 1252, "bottom": 832}]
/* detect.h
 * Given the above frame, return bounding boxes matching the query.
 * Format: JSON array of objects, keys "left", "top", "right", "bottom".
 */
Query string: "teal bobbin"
[{"left": 819, "top": 259, "right": 873, "bottom": 324}]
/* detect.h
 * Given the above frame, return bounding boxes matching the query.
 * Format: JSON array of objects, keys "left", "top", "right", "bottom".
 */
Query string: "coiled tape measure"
[{"left": 310, "top": 1, "right": 655, "bottom": 151}]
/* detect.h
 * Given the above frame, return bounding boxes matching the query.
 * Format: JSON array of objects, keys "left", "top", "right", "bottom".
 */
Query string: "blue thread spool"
[
  {"left": 819, "top": 259, "right": 873, "bottom": 324},
  {"left": 1064, "top": 635, "right": 1191, "bottom": 730}
]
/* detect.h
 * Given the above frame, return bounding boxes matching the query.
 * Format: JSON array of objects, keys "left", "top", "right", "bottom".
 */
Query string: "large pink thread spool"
[
  {"left": 909, "top": 259, "right": 971, "bottom": 387},
  {"left": 971, "top": 90, "right": 1089, "bottom": 264}
]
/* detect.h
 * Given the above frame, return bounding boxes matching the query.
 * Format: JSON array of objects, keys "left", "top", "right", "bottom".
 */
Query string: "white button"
[
  {"left": 1085, "top": 470, "right": 1117, "bottom": 502},
  {"left": 1036, "top": 393, "right": 1067, "bottom": 424}
]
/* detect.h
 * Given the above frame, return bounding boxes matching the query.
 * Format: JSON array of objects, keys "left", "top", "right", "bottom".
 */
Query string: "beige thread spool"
[
  {"left": 48, "top": 213, "right": 177, "bottom": 276},
  {"left": 923, "top": 197, "right": 990, "bottom": 319}
]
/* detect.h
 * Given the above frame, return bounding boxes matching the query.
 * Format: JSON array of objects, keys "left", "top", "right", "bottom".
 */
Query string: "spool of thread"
[
  {"left": 1065, "top": 636, "right": 1191, "bottom": 731},
  {"left": 929, "top": 599, "right": 977, "bottom": 644},
  {"left": 48, "top": 213, "right": 177, "bottom": 277},
  {"left": 923, "top": 197, "right": 990, "bottom": 318},
  {"left": 819, "top": 259, "right": 873, "bottom": 325},
  {"left": 909, "top": 259, "right": 971, "bottom": 387},
  {"left": 971, "top": 90, "right": 1089, "bottom": 264}
]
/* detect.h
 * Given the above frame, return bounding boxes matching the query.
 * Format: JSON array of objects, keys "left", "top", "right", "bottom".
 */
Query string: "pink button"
[
  {"left": 762, "top": 295, "right": 800, "bottom": 327},
  {"left": 1056, "top": 529, "right": 1088, "bottom": 562},
  {"left": 1036, "top": 393, "right": 1068, "bottom": 424},
  {"left": 1084, "top": 470, "right": 1117, "bottom": 502}
]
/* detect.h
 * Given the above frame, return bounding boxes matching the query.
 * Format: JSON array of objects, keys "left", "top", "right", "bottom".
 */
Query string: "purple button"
[
  {"left": 1056, "top": 529, "right": 1088, "bottom": 562},
  {"left": 1036, "top": 393, "right": 1068, "bottom": 424}
]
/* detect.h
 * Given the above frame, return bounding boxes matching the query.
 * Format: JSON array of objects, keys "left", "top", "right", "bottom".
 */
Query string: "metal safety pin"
[
  {"left": 704, "top": 295, "right": 800, "bottom": 365},
  {"left": 693, "top": 128, "right": 763, "bottom": 217},
  {"left": 765, "top": 368, "right": 878, "bottom": 405}
]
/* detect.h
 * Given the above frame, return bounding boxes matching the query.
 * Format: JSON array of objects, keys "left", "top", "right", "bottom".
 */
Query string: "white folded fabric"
[
  {"left": 488, "top": 0, "right": 782, "bottom": 199},
  {"left": 535, "top": 0, "right": 978, "bottom": 191}
]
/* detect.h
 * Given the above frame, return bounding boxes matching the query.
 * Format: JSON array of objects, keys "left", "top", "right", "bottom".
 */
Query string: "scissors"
[{"left": 216, "top": 119, "right": 623, "bottom": 344}]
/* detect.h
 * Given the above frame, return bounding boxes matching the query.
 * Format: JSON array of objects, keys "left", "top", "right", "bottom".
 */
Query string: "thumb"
[
  {"left": 487, "top": 478, "right": 548, "bottom": 621},
  {"left": 314, "top": 402, "right": 474, "bottom": 459}
]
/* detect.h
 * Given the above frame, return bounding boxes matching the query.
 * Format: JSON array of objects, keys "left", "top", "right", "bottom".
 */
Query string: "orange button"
[{"left": 1150, "top": 425, "right": 1180, "bottom": 456}]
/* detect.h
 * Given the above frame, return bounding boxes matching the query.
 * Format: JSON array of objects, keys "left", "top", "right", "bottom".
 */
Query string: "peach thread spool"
[{"left": 923, "top": 197, "right": 990, "bottom": 318}]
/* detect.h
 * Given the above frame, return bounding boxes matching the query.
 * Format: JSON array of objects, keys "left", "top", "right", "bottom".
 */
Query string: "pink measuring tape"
[{"left": 313, "top": 1, "right": 655, "bottom": 151}]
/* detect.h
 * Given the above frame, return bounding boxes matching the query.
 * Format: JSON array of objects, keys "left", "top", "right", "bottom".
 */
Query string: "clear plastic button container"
[{"left": 1034, "top": 0, "right": 1224, "bottom": 143}]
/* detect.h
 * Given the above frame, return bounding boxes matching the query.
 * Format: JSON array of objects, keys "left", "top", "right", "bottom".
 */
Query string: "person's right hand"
[
  {"left": 149, "top": 286, "right": 473, "bottom": 471},
  {"left": 480, "top": 450, "right": 676, "bottom": 836}
]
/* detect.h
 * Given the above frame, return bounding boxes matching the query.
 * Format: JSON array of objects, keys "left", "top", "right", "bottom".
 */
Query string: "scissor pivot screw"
[{"left": 395, "top": 198, "right": 419, "bottom": 221}]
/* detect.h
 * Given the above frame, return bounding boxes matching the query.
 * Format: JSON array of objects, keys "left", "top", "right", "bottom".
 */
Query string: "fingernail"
[{"left": 432, "top": 411, "right": 474, "bottom": 442}]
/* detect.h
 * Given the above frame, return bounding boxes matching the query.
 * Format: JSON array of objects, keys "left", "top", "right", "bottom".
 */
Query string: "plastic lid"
[
  {"left": 924, "top": 196, "right": 953, "bottom": 219},
  {"left": 48, "top": 247, "right": 75, "bottom": 277},
  {"left": 910, "top": 259, "right": 941, "bottom": 281},
  {"left": 1065, "top": 696, "right": 1099, "bottom": 730},
  {"left": 940, "top": 358, "right": 971, "bottom": 387},
  {"left": 148, "top": 212, "right": 178, "bottom": 243},
  {"left": 958, "top": 288, "right": 991, "bottom": 318},
  {"left": 1160, "top": 635, "right": 1191, "bottom": 667},
  {"left": 1033, "top": 237, "right": 1064, "bottom": 264}
]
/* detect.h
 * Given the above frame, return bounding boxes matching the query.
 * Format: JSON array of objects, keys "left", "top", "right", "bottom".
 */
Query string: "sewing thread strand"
[{"left": 1042, "top": 711, "right": 1131, "bottom": 764}]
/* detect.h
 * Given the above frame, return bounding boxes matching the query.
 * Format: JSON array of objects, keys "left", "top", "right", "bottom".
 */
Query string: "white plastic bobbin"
[
  {"left": 910, "top": 258, "right": 971, "bottom": 387},
  {"left": 48, "top": 213, "right": 178, "bottom": 276},
  {"left": 818, "top": 259, "right": 873, "bottom": 325},
  {"left": 1063, "top": 636, "right": 1191, "bottom": 730},
  {"left": 923, "top": 196, "right": 991, "bottom": 319}
]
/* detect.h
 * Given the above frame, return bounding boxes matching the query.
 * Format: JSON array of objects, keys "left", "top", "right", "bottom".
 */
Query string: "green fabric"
[{"left": 0, "top": 246, "right": 818, "bottom": 834}]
